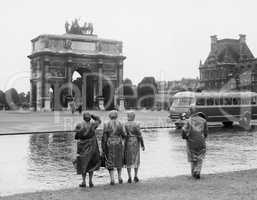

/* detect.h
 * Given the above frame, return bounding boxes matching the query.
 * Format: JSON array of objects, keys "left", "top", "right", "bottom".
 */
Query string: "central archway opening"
[
  {"left": 103, "top": 80, "right": 115, "bottom": 110},
  {"left": 71, "top": 69, "right": 95, "bottom": 109}
]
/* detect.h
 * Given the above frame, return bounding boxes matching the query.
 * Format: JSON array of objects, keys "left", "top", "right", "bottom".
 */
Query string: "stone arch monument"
[{"left": 28, "top": 20, "right": 126, "bottom": 111}]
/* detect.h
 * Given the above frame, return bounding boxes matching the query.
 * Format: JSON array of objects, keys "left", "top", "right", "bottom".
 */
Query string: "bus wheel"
[
  {"left": 222, "top": 121, "right": 233, "bottom": 128},
  {"left": 239, "top": 113, "right": 251, "bottom": 130}
]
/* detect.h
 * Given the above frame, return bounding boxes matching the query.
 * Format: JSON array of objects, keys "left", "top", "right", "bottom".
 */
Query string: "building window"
[{"left": 207, "top": 98, "right": 214, "bottom": 106}]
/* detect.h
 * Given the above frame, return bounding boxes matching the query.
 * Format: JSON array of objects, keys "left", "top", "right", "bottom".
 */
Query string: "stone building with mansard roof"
[{"left": 199, "top": 34, "right": 257, "bottom": 92}]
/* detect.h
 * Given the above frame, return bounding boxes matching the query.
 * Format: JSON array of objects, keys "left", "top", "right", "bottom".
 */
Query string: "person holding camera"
[{"left": 74, "top": 112, "right": 101, "bottom": 188}]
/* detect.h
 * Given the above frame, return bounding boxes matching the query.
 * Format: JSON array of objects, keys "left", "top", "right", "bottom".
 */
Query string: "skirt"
[
  {"left": 125, "top": 136, "right": 140, "bottom": 168},
  {"left": 105, "top": 137, "right": 124, "bottom": 169},
  {"left": 75, "top": 137, "right": 101, "bottom": 175}
]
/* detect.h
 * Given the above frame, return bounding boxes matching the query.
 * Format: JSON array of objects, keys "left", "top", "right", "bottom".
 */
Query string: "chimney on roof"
[
  {"left": 239, "top": 34, "right": 246, "bottom": 43},
  {"left": 239, "top": 34, "right": 246, "bottom": 61},
  {"left": 210, "top": 35, "right": 217, "bottom": 52}
]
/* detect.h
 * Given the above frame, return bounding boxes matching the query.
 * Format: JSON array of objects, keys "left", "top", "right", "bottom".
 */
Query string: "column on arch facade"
[
  {"left": 117, "top": 61, "right": 125, "bottom": 110},
  {"left": 66, "top": 58, "right": 73, "bottom": 97},
  {"left": 42, "top": 60, "right": 51, "bottom": 111},
  {"left": 36, "top": 59, "right": 44, "bottom": 111},
  {"left": 82, "top": 72, "right": 87, "bottom": 110},
  {"left": 29, "top": 80, "right": 35, "bottom": 111},
  {"left": 53, "top": 82, "right": 61, "bottom": 111},
  {"left": 97, "top": 60, "right": 104, "bottom": 110}
]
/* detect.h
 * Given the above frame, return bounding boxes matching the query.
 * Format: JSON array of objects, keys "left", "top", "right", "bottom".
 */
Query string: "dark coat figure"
[
  {"left": 74, "top": 112, "right": 101, "bottom": 188},
  {"left": 182, "top": 111, "right": 208, "bottom": 179},
  {"left": 77, "top": 104, "right": 82, "bottom": 114},
  {"left": 102, "top": 110, "right": 126, "bottom": 185}
]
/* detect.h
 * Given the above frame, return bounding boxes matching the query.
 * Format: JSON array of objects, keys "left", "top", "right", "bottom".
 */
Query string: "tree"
[
  {"left": 5, "top": 88, "right": 20, "bottom": 110},
  {"left": 137, "top": 77, "right": 157, "bottom": 109},
  {"left": 19, "top": 92, "right": 26, "bottom": 103},
  {"left": 0, "top": 90, "right": 6, "bottom": 109},
  {"left": 19, "top": 92, "right": 30, "bottom": 108},
  {"left": 123, "top": 78, "right": 132, "bottom": 85},
  {"left": 25, "top": 91, "right": 30, "bottom": 103},
  {"left": 123, "top": 78, "right": 137, "bottom": 109}
]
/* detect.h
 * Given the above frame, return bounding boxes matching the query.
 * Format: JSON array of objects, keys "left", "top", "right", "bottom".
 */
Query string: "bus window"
[
  {"left": 196, "top": 98, "right": 205, "bottom": 106},
  {"left": 220, "top": 98, "right": 223, "bottom": 105},
  {"left": 242, "top": 98, "right": 250, "bottom": 105},
  {"left": 224, "top": 98, "right": 232, "bottom": 105},
  {"left": 232, "top": 98, "right": 240, "bottom": 105},
  {"left": 207, "top": 98, "right": 214, "bottom": 106},
  {"left": 214, "top": 98, "right": 220, "bottom": 105},
  {"left": 172, "top": 98, "right": 193, "bottom": 106},
  {"left": 251, "top": 97, "right": 257, "bottom": 105}
]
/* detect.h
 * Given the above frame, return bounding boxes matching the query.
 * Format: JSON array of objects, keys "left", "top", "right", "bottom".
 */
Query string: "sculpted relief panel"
[
  {"left": 103, "top": 64, "right": 117, "bottom": 80},
  {"left": 71, "top": 41, "right": 96, "bottom": 53},
  {"left": 100, "top": 43, "right": 121, "bottom": 55},
  {"left": 47, "top": 67, "right": 66, "bottom": 79},
  {"left": 33, "top": 38, "right": 97, "bottom": 54}
]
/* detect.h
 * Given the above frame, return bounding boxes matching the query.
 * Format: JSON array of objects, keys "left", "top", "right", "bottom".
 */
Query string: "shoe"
[
  {"left": 79, "top": 183, "right": 86, "bottom": 188},
  {"left": 110, "top": 181, "right": 115, "bottom": 186},
  {"left": 195, "top": 174, "right": 200, "bottom": 179},
  {"left": 89, "top": 182, "right": 94, "bottom": 188},
  {"left": 127, "top": 178, "right": 132, "bottom": 184},
  {"left": 134, "top": 177, "right": 139, "bottom": 183},
  {"left": 119, "top": 179, "right": 123, "bottom": 184}
]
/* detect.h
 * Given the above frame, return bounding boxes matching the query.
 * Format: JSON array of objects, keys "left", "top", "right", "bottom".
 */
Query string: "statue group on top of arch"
[{"left": 65, "top": 19, "right": 94, "bottom": 35}]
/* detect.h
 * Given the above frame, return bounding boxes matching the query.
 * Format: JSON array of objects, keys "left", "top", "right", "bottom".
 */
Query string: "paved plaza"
[{"left": 0, "top": 110, "right": 169, "bottom": 134}]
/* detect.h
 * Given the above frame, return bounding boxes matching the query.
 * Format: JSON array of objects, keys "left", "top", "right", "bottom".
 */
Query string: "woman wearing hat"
[
  {"left": 124, "top": 111, "right": 145, "bottom": 183},
  {"left": 102, "top": 110, "right": 126, "bottom": 185},
  {"left": 74, "top": 112, "right": 101, "bottom": 188}
]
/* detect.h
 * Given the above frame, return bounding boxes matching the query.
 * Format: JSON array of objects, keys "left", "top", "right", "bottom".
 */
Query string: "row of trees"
[
  {"left": 123, "top": 77, "right": 158, "bottom": 109},
  {"left": 0, "top": 76, "right": 160, "bottom": 110},
  {"left": 0, "top": 88, "right": 30, "bottom": 110}
]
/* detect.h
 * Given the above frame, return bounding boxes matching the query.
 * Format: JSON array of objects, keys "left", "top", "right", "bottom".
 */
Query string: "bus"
[{"left": 169, "top": 91, "right": 257, "bottom": 129}]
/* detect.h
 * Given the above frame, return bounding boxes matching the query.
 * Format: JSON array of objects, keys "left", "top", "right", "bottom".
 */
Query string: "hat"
[
  {"left": 109, "top": 110, "right": 118, "bottom": 119},
  {"left": 83, "top": 112, "right": 91, "bottom": 121},
  {"left": 127, "top": 111, "right": 135, "bottom": 121}
]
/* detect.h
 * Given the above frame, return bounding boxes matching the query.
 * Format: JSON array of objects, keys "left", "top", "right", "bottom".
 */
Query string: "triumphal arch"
[{"left": 28, "top": 19, "right": 126, "bottom": 111}]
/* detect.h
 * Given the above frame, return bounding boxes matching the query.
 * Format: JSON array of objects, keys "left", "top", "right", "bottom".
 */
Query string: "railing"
[{"left": 0, "top": 125, "right": 175, "bottom": 136}]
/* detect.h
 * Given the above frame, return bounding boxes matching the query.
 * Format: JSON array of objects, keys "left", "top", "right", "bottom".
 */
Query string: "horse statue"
[
  {"left": 82, "top": 22, "right": 94, "bottom": 35},
  {"left": 65, "top": 19, "right": 94, "bottom": 35},
  {"left": 87, "top": 23, "right": 94, "bottom": 34},
  {"left": 65, "top": 21, "right": 70, "bottom": 33}
]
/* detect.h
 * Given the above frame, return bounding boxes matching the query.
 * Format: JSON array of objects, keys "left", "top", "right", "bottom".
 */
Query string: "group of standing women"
[
  {"left": 74, "top": 110, "right": 145, "bottom": 188},
  {"left": 73, "top": 108, "right": 208, "bottom": 188}
]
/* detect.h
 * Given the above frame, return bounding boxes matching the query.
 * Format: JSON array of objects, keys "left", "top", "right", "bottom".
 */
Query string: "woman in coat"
[
  {"left": 74, "top": 112, "right": 101, "bottom": 187},
  {"left": 124, "top": 111, "right": 145, "bottom": 183},
  {"left": 102, "top": 110, "right": 126, "bottom": 185}
]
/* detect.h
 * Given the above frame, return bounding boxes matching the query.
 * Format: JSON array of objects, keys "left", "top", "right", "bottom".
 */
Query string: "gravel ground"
[{"left": 2, "top": 169, "right": 257, "bottom": 200}]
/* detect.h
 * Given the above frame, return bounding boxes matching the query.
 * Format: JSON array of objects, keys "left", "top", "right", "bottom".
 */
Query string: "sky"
[{"left": 0, "top": 0, "right": 257, "bottom": 93}]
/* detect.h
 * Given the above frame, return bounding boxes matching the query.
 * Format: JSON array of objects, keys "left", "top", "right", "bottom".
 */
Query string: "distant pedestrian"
[
  {"left": 77, "top": 104, "right": 82, "bottom": 114},
  {"left": 69, "top": 101, "right": 76, "bottom": 114},
  {"left": 74, "top": 112, "right": 101, "bottom": 188},
  {"left": 124, "top": 111, "right": 145, "bottom": 183},
  {"left": 102, "top": 110, "right": 126, "bottom": 185},
  {"left": 182, "top": 108, "right": 208, "bottom": 179}
]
